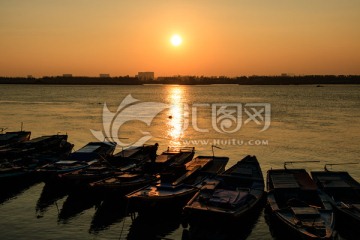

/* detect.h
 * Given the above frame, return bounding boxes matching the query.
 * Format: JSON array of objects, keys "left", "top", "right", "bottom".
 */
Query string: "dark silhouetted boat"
[
  {"left": 126, "top": 156, "right": 229, "bottom": 214},
  {"left": 36, "top": 141, "right": 116, "bottom": 182},
  {"left": 107, "top": 143, "right": 158, "bottom": 167},
  {"left": 145, "top": 146, "right": 195, "bottom": 173},
  {"left": 90, "top": 171, "right": 159, "bottom": 196},
  {"left": 0, "top": 129, "right": 31, "bottom": 146},
  {"left": 0, "top": 135, "right": 73, "bottom": 183},
  {"left": 57, "top": 143, "right": 159, "bottom": 187},
  {"left": 312, "top": 163, "right": 360, "bottom": 237},
  {"left": 0, "top": 134, "right": 69, "bottom": 161},
  {"left": 89, "top": 147, "right": 195, "bottom": 196},
  {"left": 266, "top": 164, "right": 336, "bottom": 240},
  {"left": 183, "top": 155, "right": 265, "bottom": 224}
]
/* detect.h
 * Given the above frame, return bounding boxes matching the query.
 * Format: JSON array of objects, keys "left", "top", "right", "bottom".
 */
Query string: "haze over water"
[{"left": 0, "top": 84, "right": 359, "bottom": 239}]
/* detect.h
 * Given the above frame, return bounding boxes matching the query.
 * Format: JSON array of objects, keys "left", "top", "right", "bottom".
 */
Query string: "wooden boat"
[
  {"left": 0, "top": 165, "right": 30, "bottom": 184},
  {"left": 183, "top": 155, "right": 265, "bottom": 224},
  {"left": 18, "top": 140, "right": 74, "bottom": 168},
  {"left": 126, "top": 156, "right": 229, "bottom": 214},
  {"left": 90, "top": 171, "right": 159, "bottom": 196},
  {"left": 0, "top": 136, "right": 73, "bottom": 184},
  {"left": 36, "top": 141, "right": 116, "bottom": 181},
  {"left": 146, "top": 147, "right": 195, "bottom": 173},
  {"left": 311, "top": 165, "right": 360, "bottom": 236},
  {"left": 266, "top": 166, "right": 336, "bottom": 240},
  {"left": 107, "top": 143, "right": 158, "bottom": 167},
  {"left": 89, "top": 146, "right": 195, "bottom": 196},
  {"left": 0, "top": 130, "right": 31, "bottom": 146},
  {"left": 0, "top": 134, "right": 68, "bottom": 161},
  {"left": 58, "top": 143, "right": 160, "bottom": 187}
]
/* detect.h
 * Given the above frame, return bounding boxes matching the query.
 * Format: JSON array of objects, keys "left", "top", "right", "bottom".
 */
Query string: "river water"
[{"left": 0, "top": 84, "right": 359, "bottom": 239}]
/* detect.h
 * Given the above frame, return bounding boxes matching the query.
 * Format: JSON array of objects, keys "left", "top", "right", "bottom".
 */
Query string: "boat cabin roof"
[
  {"left": 77, "top": 144, "right": 102, "bottom": 153},
  {"left": 185, "top": 157, "right": 212, "bottom": 170},
  {"left": 314, "top": 175, "right": 352, "bottom": 188},
  {"left": 271, "top": 173, "right": 300, "bottom": 189},
  {"left": 120, "top": 149, "right": 139, "bottom": 158},
  {"left": 155, "top": 154, "right": 177, "bottom": 163},
  {"left": 271, "top": 171, "right": 317, "bottom": 190}
]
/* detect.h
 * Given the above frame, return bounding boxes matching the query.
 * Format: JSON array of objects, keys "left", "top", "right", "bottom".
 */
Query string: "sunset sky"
[{"left": 1, "top": 0, "right": 359, "bottom": 77}]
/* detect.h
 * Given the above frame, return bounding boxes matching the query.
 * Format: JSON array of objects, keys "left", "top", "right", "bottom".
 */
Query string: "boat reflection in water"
[
  {"left": 127, "top": 212, "right": 182, "bottom": 240},
  {"left": 89, "top": 196, "right": 128, "bottom": 234},
  {"left": 182, "top": 204, "right": 263, "bottom": 240},
  {"left": 57, "top": 191, "right": 102, "bottom": 223},
  {"left": 35, "top": 183, "right": 69, "bottom": 217},
  {"left": 0, "top": 179, "right": 40, "bottom": 205}
]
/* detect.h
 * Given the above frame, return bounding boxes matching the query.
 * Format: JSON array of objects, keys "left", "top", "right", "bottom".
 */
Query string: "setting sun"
[{"left": 170, "top": 34, "right": 182, "bottom": 47}]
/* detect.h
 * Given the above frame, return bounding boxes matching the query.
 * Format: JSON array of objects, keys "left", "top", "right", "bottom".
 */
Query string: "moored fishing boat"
[
  {"left": 0, "top": 129, "right": 31, "bottom": 146},
  {"left": 126, "top": 156, "right": 229, "bottom": 214},
  {"left": 0, "top": 134, "right": 69, "bottom": 161},
  {"left": 107, "top": 143, "right": 158, "bottom": 167},
  {"left": 0, "top": 136, "right": 73, "bottom": 184},
  {"left": 58, "top": 143, "right": 159, "bottom": 187},
  {"left": 36, "top": 141, "right": 116, "bottom": 182},
  {"left": 146, "top": 147, "right": 195, "bottom": 174},
  {"left": 311, "top": 163, "right": 360, "bottom": 237},
  {"left": 0, "top": 165, "right": 30, "bottom": 185},
  {"left": 266, "top": 163, "right": 336, "bottom": 240},
  {"left": 183, "top": 155, "right": 265, "bottom": 225},
  {"left": 90, "top": 171, "right": 159, "bottom": 196},
  {"left": 89, "top": 146, "right": 195, "bottom": 196}
]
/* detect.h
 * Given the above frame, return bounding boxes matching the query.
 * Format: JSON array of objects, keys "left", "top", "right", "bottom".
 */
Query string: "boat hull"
[
  {"left": 184, "top": 192, "right": 266, "bottom": 225},
  {"left": 266, "top": 169, "right": 336, "bottom": 240},
  {"left": 183, "top": 155, "right": 265, "bottom": 225},
  {"left": 128, "top": 186, "right": 198, "bottom": 214}
]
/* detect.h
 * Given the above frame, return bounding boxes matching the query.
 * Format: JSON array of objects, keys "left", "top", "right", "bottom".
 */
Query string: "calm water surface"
[{"left": 0, "top": 84, "right": 359, "bottom": 239}]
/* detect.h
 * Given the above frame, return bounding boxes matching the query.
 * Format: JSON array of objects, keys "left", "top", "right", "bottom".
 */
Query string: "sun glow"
[{"left": 170, "top": 34, "right": 182, "bottom": 47}]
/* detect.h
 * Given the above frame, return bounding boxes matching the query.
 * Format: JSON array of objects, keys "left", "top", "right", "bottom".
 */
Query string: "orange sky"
[{"left": 1, "top": 0, "right": 360, "bottom": 77}]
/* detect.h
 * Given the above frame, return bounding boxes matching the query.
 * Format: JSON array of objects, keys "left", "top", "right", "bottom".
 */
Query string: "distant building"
[
  {"left": 99, "top": 74, "right": 110, "bottom": 78},
  {"left": 63, "top": 74, "right": 73, "bottom": 77},
  {"left": 137, "top": 72, "right": 154, "bottom": 81},
  {"left": 281, "top": 73, "right": 295, "bottom": 77}
]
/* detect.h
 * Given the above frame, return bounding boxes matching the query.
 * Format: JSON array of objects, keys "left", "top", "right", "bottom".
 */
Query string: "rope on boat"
[{"left": 54, "top": 201, "right": 60, "bottom": 214}]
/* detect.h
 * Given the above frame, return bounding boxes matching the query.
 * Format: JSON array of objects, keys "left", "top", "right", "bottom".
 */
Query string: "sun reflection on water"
[{"left": 166, "top": 86, "right": 187, "bottom": 146}]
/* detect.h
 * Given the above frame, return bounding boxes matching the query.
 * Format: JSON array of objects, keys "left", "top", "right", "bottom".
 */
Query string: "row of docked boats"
[{"left": 1, "top": 129, "right": 359, "bottom": 239}]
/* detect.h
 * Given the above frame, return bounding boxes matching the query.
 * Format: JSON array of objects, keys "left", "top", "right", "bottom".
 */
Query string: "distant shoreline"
[{"left": 0, "top": 75, "right": 359, "bottom": 85}]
